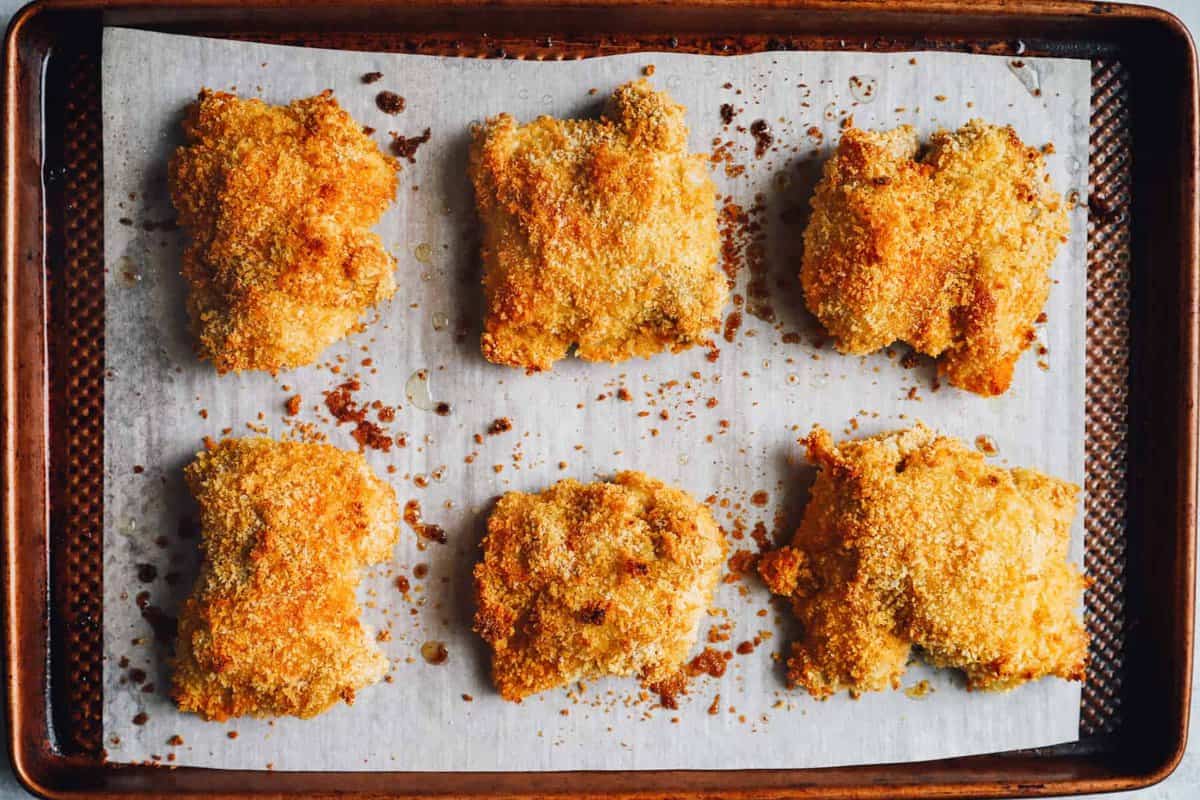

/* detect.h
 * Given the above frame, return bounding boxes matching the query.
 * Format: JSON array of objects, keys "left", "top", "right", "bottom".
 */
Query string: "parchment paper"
[{"left": 101, "top": 27, "right": 1091, "bottom": 771}]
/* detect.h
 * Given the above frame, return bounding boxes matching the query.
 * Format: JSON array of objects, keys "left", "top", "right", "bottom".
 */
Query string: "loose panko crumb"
[
  {"left": 469, "top": 79, "right": 726, "bottom": 371},
  {"left": 759, "top": 425, "right": 1086, "bottom": 698},
  {"left": 173, "top": 437, "right": 399, "bottom": 720},
  {"left": 801, "top": 121, "right": 1068, "bottom": 396},
  {"left": 169, "top": 90, "right": 399, "bottom": 374},
  {"left": 474, "top": 472, "right": 727, "bottom": 700}
]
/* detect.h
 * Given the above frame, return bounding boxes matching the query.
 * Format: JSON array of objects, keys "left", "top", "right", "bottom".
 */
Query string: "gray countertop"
[{"left": 1, "top": 1, "right": 1194, "bottom": 797}]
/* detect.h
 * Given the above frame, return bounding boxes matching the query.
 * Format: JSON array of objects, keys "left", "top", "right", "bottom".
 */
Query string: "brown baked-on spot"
[
  {"left": 488, "top": 417, "right": 513, "bottom": 435},
  {"left": 362, "top": 72, "right": 384, "bottom": 84}
]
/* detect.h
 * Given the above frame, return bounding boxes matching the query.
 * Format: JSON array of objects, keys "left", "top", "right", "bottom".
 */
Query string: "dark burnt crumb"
[
  {"left": 136, "top": 563, "right": 158, "bottom": 583},
  {"left": 688, "top": 647, "right": 730, "bottom": 678},
  {"left": 395, "top": 575, "right": 411, "bottom": 594},
  {"left": 119, "top": 217, "right": 134, "bottom": 226},
  {"left": 129, "top": 668, "right": 147, "bottom": 684},
  {"left": 649, "top": 671, "right": 687, "bottom": 710},
  {"left": 325, "top": 380, "right": 365, "bottom": 424},
  {"left": 285, "top": 395, "right": 302, "bottom": 416},
  {"left": 133, "top": 465, "right": 145, "bottom": 474},
  {"left": 727, "top": 549, "right": 760, "bottom": 578},
  {"left": 616, "top": 387, "right": 632, "bottom": 402},
  {"left": 736, "top": 640, "right": 756, "bottom": 655},
  {"left": 907, "top": 386, "right": 920, "bottom": 400},
  {"left": 488, "top": 417, "right": 513, "bottom": 435},
  {"left": 413, "top": 563, "right": 429, "bottom": 579},
  {"left": 119, "top": 656, "right": 130, "bottom": 669},
  {"left": 362, "top": 71, "right": 384, "bottom": 84},
  {"left": 707, "top": 693, "right": 721, "bottom": 715},
  {"left": 363, "top": 126, "right": 375, "bottom": 135},
  {"left": 132, "top": 712, "right": 149, "bottom": 726},
  {"left": 462, "top": 693, "right": 474, "bottom": 702},
  {"left": 141, "top": 683, "right": 155, "bottom": 694},
  {"left": 723, "top": 310, "right": 743, "bottom": 342},
  {"left": 720, "top": 103, "right": 736, "bottom": 126},
  {"left": 900, "top": 351, "right": 921, "bottom": 369},
  {"left": 375, "top": 91, "right": 406, "bottom": 114},
  {"left": 352, "top": 420, "right": 393, "bottom": 452},
  {"left": 227, "top": 731, "right": 238, "bottom": 739},
  {"left": 706, "top": 397, "right": 719, "bottom": 409},
  {"left": 750, "top": 120, "right": 773, "bottom": 158},
  {"left": 390, "top": 128, "right": 432, "bottom": 163},
  {"left": 167, "top": 735, "right": 184, "bottom": 747},
  {"left": 750, "top": 522, "right": 772, "bottom": 553},
  {"left": 750, "top": 490, "right": 769, "bottom": 507},
  {"left": 434, "top": 402, "right": 452, "bottom": 416}
]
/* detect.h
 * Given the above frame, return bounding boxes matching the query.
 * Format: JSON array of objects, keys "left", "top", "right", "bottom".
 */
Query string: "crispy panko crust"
[
  {"left": 473, "top": 472, "right": 726, "bottom": 700},
  {"left": 801, "top": 121, "right": 1069, "bottom": 396},
  {"left": 759, "top": 425, "right": 1087, "bottom": 698},
  {"left": 468, "top": 79, "right": 726, "bottom": 371},
  {"left": 173, "top": 437, "right": 399, "bottom": 720},
  {"left": 169, "top": 89, "right": 399, "bottom": 374}
]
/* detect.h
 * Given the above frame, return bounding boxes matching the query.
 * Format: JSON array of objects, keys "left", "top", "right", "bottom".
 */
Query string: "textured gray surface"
[{"left": 1, "top": 1, "right": 1194, "bottom": 796}]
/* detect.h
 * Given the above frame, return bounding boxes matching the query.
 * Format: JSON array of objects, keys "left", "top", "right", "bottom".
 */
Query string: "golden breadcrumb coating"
[
  {"left": 473, "top": 472, "right": 726, "bottom": 701},
  {"left": 759, "top": 425, "right": 1087, "bottom": 698},
  {"left": 173, "top": 437, "right": 399, "bottom": 720},
  {"left": 169, "top": 89, "right": 399, "bottom": 374},
  {"left": 801, "top": 121, "right": 1068, "bottom": 396},
  {"left": 469, "top": 80, "right": 726, "bottom": 371}
]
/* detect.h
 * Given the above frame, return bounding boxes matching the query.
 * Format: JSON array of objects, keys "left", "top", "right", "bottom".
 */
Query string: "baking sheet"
[{"left": 101, "top": 27, "right": 1091, "bottom": 771}]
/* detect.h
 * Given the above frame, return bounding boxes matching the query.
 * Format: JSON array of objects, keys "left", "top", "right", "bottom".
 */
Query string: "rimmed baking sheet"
[{"left": 101, "top": 27, "right": 1090, "bottom": 771}]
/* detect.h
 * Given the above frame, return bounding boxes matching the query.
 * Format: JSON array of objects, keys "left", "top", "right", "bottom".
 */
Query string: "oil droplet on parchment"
[
  {"left": 413, "top": 242, "right": 433, "bottom": 264},
  {"left": 405, "top": 369, "right": 436, "bottom": 411}
]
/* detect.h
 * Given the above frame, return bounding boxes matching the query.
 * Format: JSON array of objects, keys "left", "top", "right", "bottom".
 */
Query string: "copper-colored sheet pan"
[{"left": 3, "top": 1, "right": 1197, "bottom": 797}]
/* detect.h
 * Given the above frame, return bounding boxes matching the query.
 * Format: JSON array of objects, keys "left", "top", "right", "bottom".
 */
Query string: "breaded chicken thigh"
[
  {"left": 173, "top": 437, "right": 398, "bottom": 720},
  {"left": 801, "top": 121, "right": 1068, "bottom": 395},
  {"left": 759, "top": 425, "right": 1087, "bottom": 697},
  {"left": 169, "top": 90, "right": 399, "bottom": 373},
  {"left": 469, "top": 80, "right": 726, "bottom": 371},
  {"left": 474, "top": 472, "right": 726, "bottom": 700}
]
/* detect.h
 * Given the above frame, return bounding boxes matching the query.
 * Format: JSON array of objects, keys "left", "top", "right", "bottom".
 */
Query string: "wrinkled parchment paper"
[{"left": 102, "top": 27, "right": 1090, "bottom": 771}]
